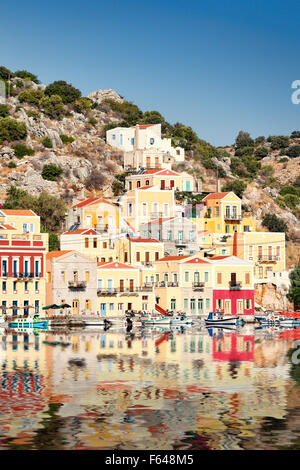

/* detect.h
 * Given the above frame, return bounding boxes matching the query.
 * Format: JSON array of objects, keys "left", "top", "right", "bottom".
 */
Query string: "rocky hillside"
[{"left": 0, "top": 66, "right": 299, "bottom": 268}]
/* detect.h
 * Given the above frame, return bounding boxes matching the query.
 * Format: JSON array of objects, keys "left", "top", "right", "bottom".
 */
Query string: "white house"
[{"left": 106, "top": 123, "right": 185, "bottom": 163}]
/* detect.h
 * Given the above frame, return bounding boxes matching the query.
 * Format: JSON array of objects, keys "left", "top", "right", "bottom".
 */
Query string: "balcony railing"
[
  {"left": 229, "top": 281, "right": 242, "bottom": 290},
  {"left": 192, "top": 282, "right": 205, "bottom": 290},
  {"left": 257, "top": 255, "right": 279, "bottom": 263},
  {"left": 156, "top": 281, "right": 179, "bottom": 288},
  {"left": 224, "top": 214, "right": 242, "bottom": 221},
  {"left": 68, "top": 280, "right": 87, "bottom": 289},
  {"left": 97, "top": 286, "right": 147, "bottom": 296}
]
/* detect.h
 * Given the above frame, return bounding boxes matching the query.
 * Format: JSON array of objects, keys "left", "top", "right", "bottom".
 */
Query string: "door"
[
  {"left": 107, "top": 279, "right": 113, "bottom": 293},
  {"left": 225, "top": 300, "right": 231, "bottom": 314},
  {"left": 100, "top": 303, "right": 106, "bottom": 316},
  {"left": 237, "top": 300, "right": 243, "bottom": 315},
  {"left": 185, "top": 181, "right": 190, "bottom": 191},
  {"left": 170, "top": 180, "right": 175, "bottom": 189},
  {"left": 129, "top": 279, "right": 134, "bottom": 292},
  {"left": 120, "top": 280, "right": 124, "bottom": 292},
  {"left": 155, "top": 157, "right": 159, "bottom": 168},
  {"left": 72, "top": 299, "right": 79, "bottom": 315},
  {"left": 145, "top": 252, "right": 150, "bottom": 263},
  {"left": 198, "top": 298, "right": 203, "bottom": 314},
  {"left": 146, "top": 157, "right": 151, "bottom": 168},
  {"left": 160, "top": 180, "right": 165, "bottom": 190},
  {"left": 171, "top": 298, "right": 176, "bottom": 313},
  {"left": 231, "top": 273, "right": 236, "bottom": 286},
  {"left": 194, "top": 272, "right": 200, "bottom": 285}
]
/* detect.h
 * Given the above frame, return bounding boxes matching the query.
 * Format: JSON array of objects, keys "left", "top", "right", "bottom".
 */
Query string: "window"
[
  {"left": 85, "top": 271, "right": 90, "bottom": 282},
  {"left": 112, "top": 134, "right": 116, "bottom": 140},
  {"left": 61, "top": 271, "right": 65, "bottom": 282},
  {"left": 276, "top": 246, "right": 281, "bottom": 260},
  {"left": 124, "top": 252, "right": 128, "bottom": 263},
  {"left": 190, "top": 299, "right": 196, "bottom": 312},
  {"left": 23, "top": 223, "right": 28, "bottom": 233},
  {"left": 205, "top": 272, "right": 209, "bottom": 282},
  {"left": 184, "top": 298, "right": 188, "bottom": 309},
  {"left": 85, "top": 299, "right": 91, "bottom": 310},
  {"left": 173, "top": 273, "right": 178, "bottom": 283},
  {"left": 222, "top": 249, "right": 226, "bottom": 255},
  {"left": 150, "top": 137, "right": 155, "bottom": 145},
  {"left": 206, "top": 298, "right": 210, "bottom": 309},
  {"left": 120, "top": 134, "right": 123, "bottom": 145},
  {"left": 225, "top": 225, "right": 230, "bottom": 233},
  {"left": 164, "top": 273, "right": 169, "bottom": 282},
  {"left": 35, "top": 281, "right": 39, "bottom": 292},
  {"left": 103, "top": 242, "right": 107, "bottom": 249},
  {"left": 245, "top": 272, "right": 250, "bottom": 284},
  {"left": 225, "top": 206, "right": 230, "bottom": 218},
  {"left": 30, "top": 223, "right": 34, "bottom": 233},
  {"left": 142, "top": 203, "right": 148, "bottom": 216},
  {"left": 215, "top": 207, "right": 220, "bottom": 217},
  {"left": 249, "top": 245, "right": 253, "bottom": 260},
  {"left": 167, "top": 230, "right": 172, "bottom": 241},
  {"left": 47, "top": 272, "right": 51, "bottom": 283},
  {"left": 217, "top": 273, "right": 222, "bottom": 284},
  {"left": 163, "top": 203, "right": 169, "bottom": 216},
  {"left": 35, "top": 260, "right": 39, "bottom": 277},
  {"left": 2, "top": 281, "right": 6, "bottom": 292},
  {"left": 233, "top": 225, "right": 237, "bottom": 232},
  {"left": 109, "top": 303, "right": 114, "bottom": 311},
  {"left": 93, "top": 239, "right": 97, "bottom": 248},
  {"left": 184, "top": 271, "right": 189, "bottom": 282},
  {"left": 145, "top": 179, "right": 150, "bottom": 186},
  {"left": 131, "top": 137, "right": 134, "bottom": 145},
  {"left": 178, "top": 230, "right": 183, "bottom": 241},
  {"left": 244, "top": 225, "right": 250, "bottom": 232},
  {"left": 245, "top": 299, "right": 251, "bottom": 310},
  {"left": 13, "top": 281, "right": 17, "bottom": 291},
  {"left": 1, "top": 259, "right": 7, "bottom": 277},
  {"left": 189, "top": 231, "right": 195, "bottom": 241},
  {"left": 128, "top": 203, "right": 133, "bottom": 216},
  {"left": 136, "top": 252, "right": 140, "bottom": 262},
  {"left": 137, "top": 180, "right": 141, "bottom": 188},
  {"left": 24, "top": 281, "right": 28, "bottom": 292},
  {"left": 155, "top": 252, "right": 159, "bottom": 261}
]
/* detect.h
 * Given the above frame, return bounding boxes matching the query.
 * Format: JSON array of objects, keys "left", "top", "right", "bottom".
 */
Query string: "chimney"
[
  {"left": 134, "top": 124, "right": 140, "bottom": 150},
  {"left": 233, "top": 230, "right": 238, "bottom": 257}
]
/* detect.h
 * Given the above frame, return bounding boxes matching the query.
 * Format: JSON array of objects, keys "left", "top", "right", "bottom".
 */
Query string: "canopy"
[
  {"left": 60, "top": 303, "right": 71, "bottom": 308},
  {"left": 42, "top": 304, "right": 60, "bottom": 310}
]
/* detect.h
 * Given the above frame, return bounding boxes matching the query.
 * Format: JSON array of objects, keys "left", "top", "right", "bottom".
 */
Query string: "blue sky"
[{"left": 1, "top": 0, "right": 300, "bottom": 146}]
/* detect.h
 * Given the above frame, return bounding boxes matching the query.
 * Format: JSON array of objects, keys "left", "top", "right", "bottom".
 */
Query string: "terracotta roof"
[
  {"left": 156, "top": 255, "right": 190, "bottom": 262},
  {"left": 146, "top": 217, "right": 174, "bottom": 225},
  {"left": 46, "top": 250, "right": 72, "bottom": 260},
  {"left": 137, "top": 186, "right": 154, "bottom": 190},
  {"left": 123, "top": 219, "right": 135, "bottom": 231},
  {"left": 72, "top": 198, "right": 117, "bottom": 208},
  {"left": 0, "top": 209, "right": 37, "bottom": 216},
  {"left": 97, "top": 261, "right": 137, "bottom": 270},
  {"left": 129, "top": 238, "right": 160, "bottom": 243},
  {"left": 0, "top": 224, "right": 16, "bottom": 230},
  {"left": 184, "top": 257, "right": 210, "bottom": 264},
  {"left": 63, "top": 229, "right": 99, "bottom": 235},
  {"left": 209, "top": 255, "right": 229, "bottom": 260},
  {"left": 202, "top": 192, "right": 230, "bottom": 201},
  {"left": 142, "top": 169, "right": 162, "bottom": 175},
  {"left": 132, "top": 124, "right": 156, "bottom": 129}
]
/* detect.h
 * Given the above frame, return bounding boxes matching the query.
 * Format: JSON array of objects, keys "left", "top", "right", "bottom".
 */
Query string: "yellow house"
[
  {"left": 0, "top": 209, "right": 43, "bottom": 236},
  {"left": 66, "top": 198, "right": 120, "bottom": 234},
  {"left": 119, "top": 186, "right": 175, "bottom": 232},
  {"left": 97, "top": 261, "right": 155, "bottom": 316},
  {"left": 125, "top": 168, "right": 194, "bottom": 192},
  {"left": 197, "top": 192, "right": 256, "bottom": 234},
  {"left": 60, "top": 228, "right": 116, "bottom": 263},
  {"left": 154, "top": 255, "right": 213, "bottom": 315}
]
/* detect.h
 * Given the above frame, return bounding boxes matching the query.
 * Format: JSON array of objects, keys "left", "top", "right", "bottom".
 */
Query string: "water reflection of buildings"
[{"left": 0, "top": 327, "right": 298, "bottom": 450}]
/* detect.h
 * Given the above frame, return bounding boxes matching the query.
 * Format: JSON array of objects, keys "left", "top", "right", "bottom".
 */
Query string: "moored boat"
[
  {"left": 205, "top": 311, "right": 239, "bottom": 327},
  {"left": 7, "top": 314, "right": 49, "bottom": 330}
]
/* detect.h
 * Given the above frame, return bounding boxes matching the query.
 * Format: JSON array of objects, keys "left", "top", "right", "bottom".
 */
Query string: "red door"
[
  {"left": 160, "top": 180, "right": 165, "bottom": 190},
  {"left": 170, "top": 180, "right": 175, "bottom": 188}
]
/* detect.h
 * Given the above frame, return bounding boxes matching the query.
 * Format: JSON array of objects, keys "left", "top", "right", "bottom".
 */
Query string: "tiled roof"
[
  {"left": 142, "top": 169, "right": 162, "bottom": 175},
  {"left": 202, "top": 192, "right": 230, "bottom": 201},
  {"left": 137, "top": 186, "right": 154, "bottom": 190},
  {"left": 0, "top": 209, "right": 37, "bottom": 216},
  {"left": 46, "top": 250, "right": 72, "bottom": 260},
  {"left": 72, "top": 198, "right": 117, "bottom": 208},
  {"left": 184, "top": 257, "right": 210, "bottom": 264},
  {"left": 97, "top": 261, "right": 137, "bottom": 270},
  {"left": 129, "top": 238, "right": 160, "bottom": 243},
  {"left": 146, "top": 217, "right": 174, "bottom": 225},
  {"left": 132, "top": 124, "right": 156, "bottom": 129},
  {"left": 155, "top": 255, "right": 190, "bottom": 262},
  {"left": 0, "top": 224, "right": 16, "bottom": 230},
  {"left": 63, "top": 229, "right": 99, "bottom": 235}
]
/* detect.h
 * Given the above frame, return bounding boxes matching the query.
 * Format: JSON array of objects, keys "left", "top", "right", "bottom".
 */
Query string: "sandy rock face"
[
  {"left": 255, "top": 283, "right": 293, "bottom": 311},
  {"left": 88, "top": 89, "right": 124, "bottom": 104}
]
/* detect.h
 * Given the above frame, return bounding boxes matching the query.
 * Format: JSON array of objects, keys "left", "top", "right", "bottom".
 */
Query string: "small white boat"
[
  {"left": 170, "top": 315, "right": 193, "bottom": 325},
  {"left": 205, "top": 312, "right": 239, "bottom": 327}
]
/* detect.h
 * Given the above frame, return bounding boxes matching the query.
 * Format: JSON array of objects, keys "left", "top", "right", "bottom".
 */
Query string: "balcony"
[
  {"left": 224, "top": 214, "right": 242, "bottom": 221},
  {"left": 97, "top": 287, "right": 141, "bottom": 296},
  {"left": 229, "top": 281, "right": 242, "bottom": 290},
  {"left": 156, "top": 281, "right": 179, "bottom": 288},
  {"left": 150, "top": 212, "right": 163, "bottom": 220},
  {"left": 141, "top": 261, "right": 153, "bottom": 268},
  {"left": 68, "top": 280, "right": 87, "bottom": 289},
  {"left": 257, "top": 255, "right": 279, "bottom": 263},
  {"left": 192, "top": 282, "right": 205, "bottom": 291},
  {"left": 94, "top": 223, "right": 109, "bottom": 233}
]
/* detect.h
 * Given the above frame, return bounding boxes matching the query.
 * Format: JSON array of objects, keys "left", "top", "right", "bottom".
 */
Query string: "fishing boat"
[
  {"left": 205, "top": 311, "right": 239, "bottom": 327},
  {"left": 7, "top": 314, "right": 49, "bottom": 330},
  {"left": 170, "top": 314, "right": 193, "bottom": 325}
]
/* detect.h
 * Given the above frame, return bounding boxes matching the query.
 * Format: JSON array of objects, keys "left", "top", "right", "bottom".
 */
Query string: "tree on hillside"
[
  {"left": 221, "top": 180, "right": 247, "bottom": 198},
  {"left": 287, "top": 265, "right": 300, "bottom": 309},
  {"left": 262, "top": 213, "right": 289, "bottom": 235},
  {"left": 235, "top": 131, "right": 254, "bottom": 150},
  {"left": 0, "top": 66, "right": 14, "bottom": 80},
  {"left": 142, "top": 110, "right": 165, "bottom": 124},
  {"left": 45, "top": 80, "right": 81, "bottom": 104},
  {"left": 15, "top": 70, "right": 40, "bottom": 84}
]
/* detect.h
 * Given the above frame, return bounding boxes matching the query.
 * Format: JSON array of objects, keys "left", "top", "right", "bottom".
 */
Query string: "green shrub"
[
  {"left": 262, "top": 213, "right": 288, "bottom": 234},
  {"left": 235, "top": 146, "right": 254, "bottom": 157},
  {"left": 222, "top": 180, "right": 247, "bottom": 198},
  {"left": 282, "top": 193, "right": 300, "bottom": 210},
  {"left": 112, "top": 180, "right": 124, "bottom": 196},
  {"left": 73, "top": 97, "right": 92, "bottom": 114},
  {"left": 142, "top": 110, "right": 165, "bottom": 124},
  {"left": 287, "top": 265, "right": 300, "bottom": 309},
  {"left": 8, "top": 161, "right": 16, "bottom": 168},
  {"left": 268, "top": 135, "right": 290, "bottom": 150},
  {"left": 45, "top": 80, "right": 81, "bottom": 104},
  {"left": 60, "top": 134, "right": 74, "bottom": 144},
  {"left": 18, "top": 88, "right": 44, "bottom": 106},
  {"left": 0, "top": 104, "right": 9, "bottom": 117},
  {"left": 13, "top": 144, "right": 35, "bottom": 159},
  {"left": 259, "top": 165, "right": 274, "bottom": 177},
  {"left": 88, "top": 117, "right": 97, "bottom": 127},
  {"left": 286, "top": 145, "right": 300, "bottom": 158},
  {"left": 0, "top": 66, "right": 14, "bottom": 80},
  {"left": 42, "top": 163, "right": 63, "bottom": 181},
  {"left": 280, "top": 186, "right": 298, "bottom": 196},
  {"left": 14, "top": 69, "right": 40, "bottom": 84},
  {"left": 255, "top": 136, "right": 265, "bottom": 144},
  {"left": 3, "top": 186, "right": 66, "bottom": 232},
  {"left": 0, "top": 118, "right": 27, "bottom": 143},
  {"left": 235, "top": 131, "right": 254, "bottom": 150},
  {"left": 26, "top": 109, "right": 40, "bottom": 120},
  {"left": 279, "top": 157, "right": 289, "bottom": 163},
  {"left": 41, "top": 136, "right": 53, "bottom": 148},
  {"left": 291, "top": 131, "right": 300, "bottom": 139},
  {"left": 40, "top": 94, "right": 65, "bottom": 120},
  {"left": 48, "top": 232, "right": 60, "bottom": 251},
  {"left": 254, "top": 146, "right": 268, "bottom": 159}
]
